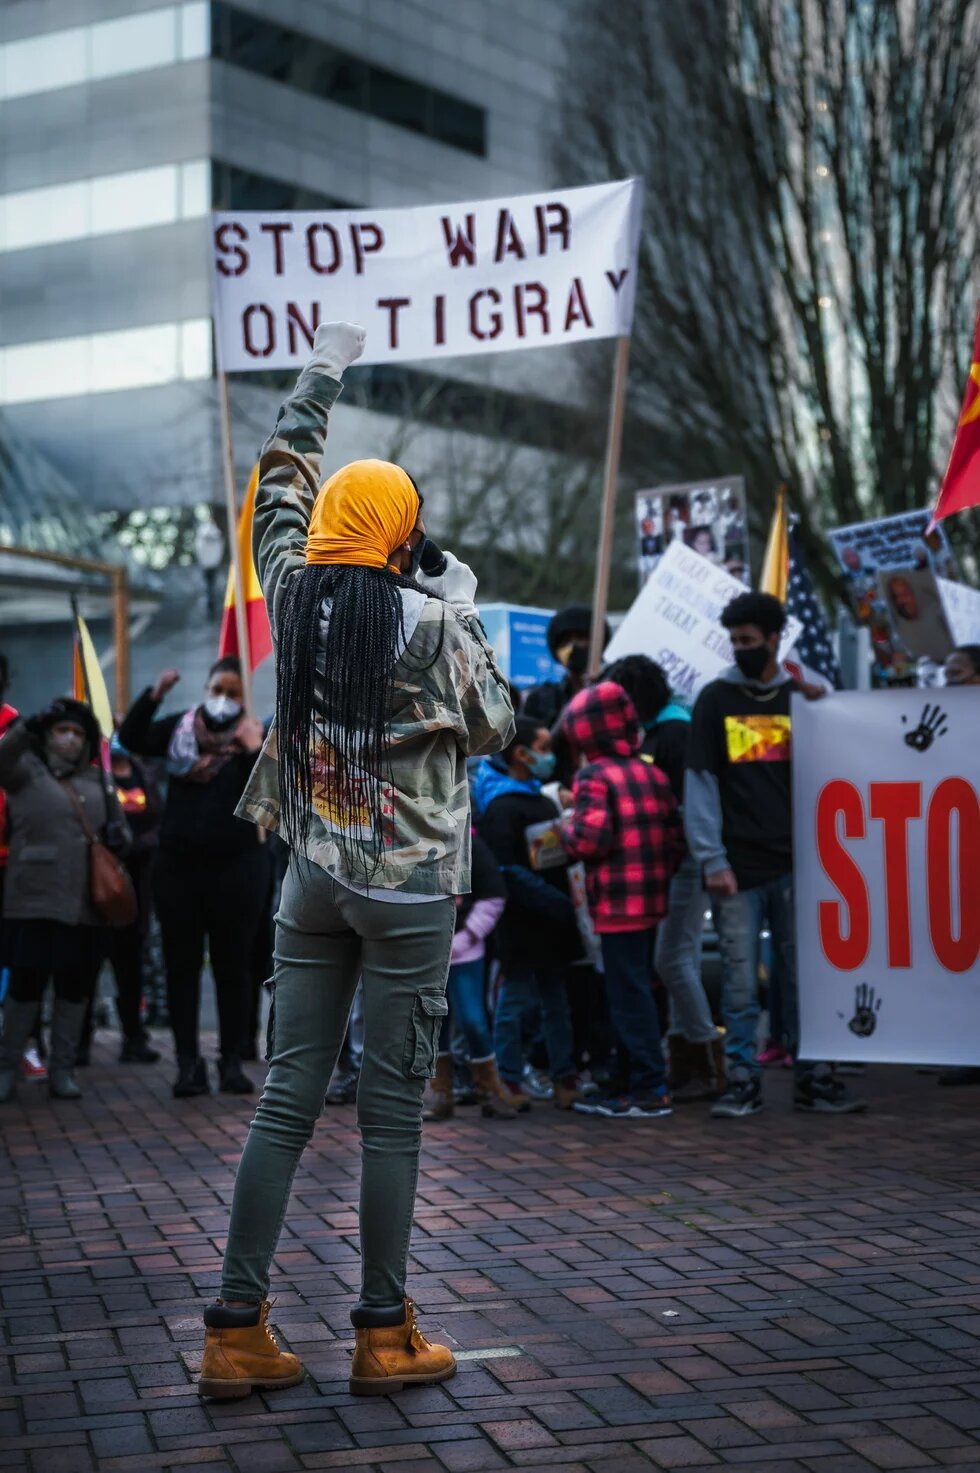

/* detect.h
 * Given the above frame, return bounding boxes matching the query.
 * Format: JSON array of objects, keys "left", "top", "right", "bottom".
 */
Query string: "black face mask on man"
[{"left": 733, "top": 645, "right": 772, "bottom": 682}]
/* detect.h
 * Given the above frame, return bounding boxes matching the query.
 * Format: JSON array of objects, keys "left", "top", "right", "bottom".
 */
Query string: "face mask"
[
  {"left": 527, "top": 749, "right": 557, "bottom": 782},
  {"left": 203, "top": 695, "right": 242, "bottom": 724},
  {"left": 734, "top": 645, "right": 772, "bottom": 682}
]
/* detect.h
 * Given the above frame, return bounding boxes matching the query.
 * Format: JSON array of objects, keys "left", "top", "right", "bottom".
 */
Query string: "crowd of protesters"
[{"left": 1, "top": 611, "right": 978, "bottom": 1117}]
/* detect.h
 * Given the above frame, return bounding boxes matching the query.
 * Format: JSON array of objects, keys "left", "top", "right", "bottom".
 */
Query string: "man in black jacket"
[{"left": 473, "top": 717, "right": 582, "bottom": 1109}]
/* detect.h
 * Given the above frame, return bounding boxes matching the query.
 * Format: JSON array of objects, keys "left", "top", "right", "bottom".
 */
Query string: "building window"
[
  {"left": 0, "top": 3, "right": 208, "bottom": 103},
  {"left": 211, "top": 161, "right": 353, "bottom": 213},
  {"left": 0, "top": 320, "right": 211, "bottom": 406},
  {"left": 210, "top": 1, "right": 487, "bottom": 158},
  {"left": 0, "top": 161, "right": 209, "bottom": 255}
]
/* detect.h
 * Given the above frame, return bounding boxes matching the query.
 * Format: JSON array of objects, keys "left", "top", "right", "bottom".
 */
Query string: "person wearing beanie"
[
  {"left": 119, "top": 655, "right": 266, "bottom": 1099},
  {"left": 524, "top": 605, "right": 609, "bottom": 786},
  {"left": 0, "top": 698, "right": 117, "bottom": 1103}
]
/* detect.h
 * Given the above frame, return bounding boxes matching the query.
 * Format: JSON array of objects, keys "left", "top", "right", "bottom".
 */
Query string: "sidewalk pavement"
[{"left": 2, "top": 1038, "right": 980, "bottom": 1473}]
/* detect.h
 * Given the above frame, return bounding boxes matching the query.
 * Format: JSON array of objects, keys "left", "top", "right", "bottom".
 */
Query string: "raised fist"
[
  {"left": 309, "top": 322, "right": 366, "bottom": 379},
  {"left": 152, "top": 669, "right": 181, "bottom": 703}
]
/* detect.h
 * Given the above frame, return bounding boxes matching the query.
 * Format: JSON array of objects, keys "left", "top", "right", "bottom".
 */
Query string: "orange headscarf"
[{"left": 305, "top": 459, "right": 420, "bottom": 571}]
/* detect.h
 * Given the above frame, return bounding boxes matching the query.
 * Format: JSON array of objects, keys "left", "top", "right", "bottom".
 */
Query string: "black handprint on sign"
[
  {"left": 903, "top": 704, "right": 949, "bottom": 753},
  {"left": 848, "top": 982, "right": 882, "bottom": 1038}
]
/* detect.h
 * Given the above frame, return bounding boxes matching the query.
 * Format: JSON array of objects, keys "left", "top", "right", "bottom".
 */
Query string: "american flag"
[{"left": 784, "top": 526, "right": 842, "bottom": 689}]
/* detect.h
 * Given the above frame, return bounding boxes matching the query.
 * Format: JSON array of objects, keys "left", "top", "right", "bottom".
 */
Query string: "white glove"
[
  {"left": 416, "top": 550, "right": 478, "bottom": 620},
  {"left": 308, "top": 322, "right": 366, "bottom": 379}
]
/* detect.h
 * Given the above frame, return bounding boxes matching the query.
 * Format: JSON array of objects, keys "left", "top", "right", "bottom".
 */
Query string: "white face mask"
[{"left": 203, "top": 695, "right": 241, "bottom": 723}]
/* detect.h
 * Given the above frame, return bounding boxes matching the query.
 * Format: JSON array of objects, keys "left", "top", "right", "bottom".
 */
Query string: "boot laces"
[
  {"left": 260, "top": 1301, "right": 282, "bottom": 1353},
  {"left": 406, "top": 1299, "right": 430, "bottom": 1349}
]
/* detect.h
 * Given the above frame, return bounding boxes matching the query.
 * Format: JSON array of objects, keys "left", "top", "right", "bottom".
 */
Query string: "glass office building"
[{"left": 0, "top": 0, "right": 571, "bottom": 569}]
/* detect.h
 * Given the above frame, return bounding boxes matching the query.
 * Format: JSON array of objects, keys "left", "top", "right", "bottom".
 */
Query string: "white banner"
[
  {"left": 793, "top": 689, "right": 980, "bottom": 1064},
  {"left": 938, "top": 577, "right": 980, "bottom": 646},
  {"left": 603, "top": 540, "right": 801, "bottom": 700},
  {"left": 211, "top": 178, "right": 642, "bottom": 371}
]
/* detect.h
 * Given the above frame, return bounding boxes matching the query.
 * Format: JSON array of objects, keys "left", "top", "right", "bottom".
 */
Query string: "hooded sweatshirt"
[
  {"left": 561, "top": 682, "right": 683, "bottom": 933},
  {"left": 684, "top": 664, "right": 800, "bottom": 889}
]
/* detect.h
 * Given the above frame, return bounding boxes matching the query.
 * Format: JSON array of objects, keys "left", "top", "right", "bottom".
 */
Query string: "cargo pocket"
[{"left": 403, "top": 993, "right": 449, "bottom": 1079}]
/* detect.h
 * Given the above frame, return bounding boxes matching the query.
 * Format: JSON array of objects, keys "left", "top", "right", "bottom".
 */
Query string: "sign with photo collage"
[{"left": 635, "top": 477, "right": 750, "bottom": 588}]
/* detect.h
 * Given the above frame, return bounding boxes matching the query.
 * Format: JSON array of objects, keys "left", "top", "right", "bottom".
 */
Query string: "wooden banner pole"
[
  {"left": 217, "top": 371, "right": 255, "bottom": 718},
  {"left": 588, "top": 334, "right": 631, "bottom": 677}
]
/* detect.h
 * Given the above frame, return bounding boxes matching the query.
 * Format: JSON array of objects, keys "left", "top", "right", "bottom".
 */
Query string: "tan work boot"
[
  {"left": 422, "top": 1053, "right": 454, "bottom": 1121},
  {"left": 670, "top": 1035, "right": 726, "bottom": 1103},
  {"left": 350, "top": 1297, "right": 456, "bottom": 1396},
  {"left": 553, "top": 1075, "right": 588, "bottom": 1109},
  {"left": 470, "top": 1055, "right": 518, "bottom": 1119},
  {"left": 198, "top": 1300, "right": 305, "bottom": 1399}
]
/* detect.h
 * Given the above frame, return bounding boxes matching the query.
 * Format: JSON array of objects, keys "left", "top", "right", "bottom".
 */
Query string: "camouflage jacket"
[{"left": 237, "top": 365, "right": 516, "bottom": 896}]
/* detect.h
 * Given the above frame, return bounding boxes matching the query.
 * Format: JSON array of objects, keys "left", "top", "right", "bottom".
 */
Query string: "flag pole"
[
  {"left": 588, "top": 334, "right": 631, "bottom": 677},
  {"left": 218, "top": 370, "right": 255, "bottom": 718}
]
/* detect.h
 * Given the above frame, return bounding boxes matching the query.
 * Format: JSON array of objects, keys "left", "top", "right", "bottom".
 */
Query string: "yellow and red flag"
[
  {"left": 759, "top": 482, "right": 789, "bottom": 601},
  {"left": 930, "top": 307, "right": 980, "bottom": 529},
  {"left": 218, "top": 465, "right": 273, "bottom": 670},
  {"left": 72, "top": 609, "right": 115, "bottom": 740}
]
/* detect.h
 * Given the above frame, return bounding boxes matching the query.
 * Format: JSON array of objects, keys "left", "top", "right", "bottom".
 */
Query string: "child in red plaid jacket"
[{"left": 561, "top": 681, "right": 683, "bottom": 1118}]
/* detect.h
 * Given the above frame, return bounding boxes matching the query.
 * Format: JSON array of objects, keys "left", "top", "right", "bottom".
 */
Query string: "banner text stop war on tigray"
[{"left": 211, "top": 178, "right": 643, "bottom": 370}]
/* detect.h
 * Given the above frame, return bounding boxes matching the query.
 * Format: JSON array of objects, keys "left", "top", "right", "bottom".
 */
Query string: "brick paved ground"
[{"left": 3, "top": 1039, "right": 980, "bottom": 1473}]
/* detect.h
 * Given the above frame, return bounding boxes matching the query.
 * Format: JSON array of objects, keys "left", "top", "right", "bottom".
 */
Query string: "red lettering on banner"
[
  {"left": 494, "top": 210, "right": 527, "bottom": 263},
  {"left": 307, "top": 223, "right": 342, "bottom": 275},
  {"left": 351, "top": 222, "right": 384, "bottom": 275},
  {"left": 927, "top": 777, "right": 980, "bottom": 972},
  {"left": 564, "top": 276, "right": 594, "bottom": 330},
  {"left": 215, "top": 222, "right": 249, "bottom": 277},
  {"left": 441, "top": 213, "right": 477, "bottom": 267},
  {"left": 606, "top": 268, "right": 629, "bottom": 293},
  {"left": 286, "top": 301, "right": 321, "bottom": 353},
  {"left": 377, "top": 297, "right": 411, "bottom": 349},
  {"left": 816, "top": 780, "right": 870, "bottom": 970},
  {"left": 434, "top": 294, "right": 446, "bottom": 346},
  {"left": 869, "top": 782, "right": 921, "bottom": 968},
  {"left": 469, "top": 288, "right": 503, "bottom": 340},
  {"left": 242, "top": 304, "right": 275, "bottom": 357},
  {"left": 514, "top": 282, "right": 549, "bottom": 338},
  {"left": 260, "top": 222, "right": 292, "bottom": 275},
  {"left": 535, "top": 202, "right": 570, "bottom": 253}
]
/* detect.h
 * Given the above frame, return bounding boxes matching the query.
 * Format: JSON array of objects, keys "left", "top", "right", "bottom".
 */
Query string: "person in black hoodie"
[
  {"left": 474, "top": 716, "right": 582, "bottom": 1110},
  {"left": 118, "top": 656, "right": 265, "bottom": 1098}
]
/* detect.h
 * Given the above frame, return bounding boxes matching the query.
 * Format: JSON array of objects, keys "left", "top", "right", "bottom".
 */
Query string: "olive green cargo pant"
[{"left": 220, "top": 855, "right": 454, "bottom": 1319}]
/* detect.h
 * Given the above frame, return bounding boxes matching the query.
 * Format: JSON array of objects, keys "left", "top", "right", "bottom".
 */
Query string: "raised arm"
[{"left": 253, "top": 323, "right": 366, "bottom": 636}]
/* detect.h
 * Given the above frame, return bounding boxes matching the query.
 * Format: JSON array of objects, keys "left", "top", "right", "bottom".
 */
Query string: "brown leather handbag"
[{"left": 61, "top": 781, "right": 138, "bottom": 928}]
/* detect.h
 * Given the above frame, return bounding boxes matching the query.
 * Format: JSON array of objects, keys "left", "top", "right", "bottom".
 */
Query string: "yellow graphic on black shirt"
[{"left": 724, "top": 713, "right": 792, "bottom": 764}]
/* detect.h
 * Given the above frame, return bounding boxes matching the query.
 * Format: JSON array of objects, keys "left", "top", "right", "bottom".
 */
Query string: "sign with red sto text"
[
  {"left": 211, "top": 178, "right": 642, "bottom": 370},
  {"left": 793, "top": 690, "right": 980, "bottom": 1065}
]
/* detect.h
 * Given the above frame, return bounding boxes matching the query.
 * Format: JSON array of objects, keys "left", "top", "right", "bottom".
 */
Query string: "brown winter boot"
[
  {"left": 422, "top": 1053, "right": 455, "bottom": 1121},
  {"left": 349, "top": 1298, "right": 457, "bottom": 1396},
  {"left": 198, "top": 1301, "right": 305, "bottom": 1400},
  {"left": 553, "top": 1075, "right": 587, "bottom": 1110},
  {"left": 470, "top": 1056, "right": 518, "bottom": 1119}
]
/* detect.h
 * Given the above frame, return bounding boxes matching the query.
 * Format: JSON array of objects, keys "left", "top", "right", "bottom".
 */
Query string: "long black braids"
[{"left": 276, "top": 562, "right": 443, "bottom": 881}]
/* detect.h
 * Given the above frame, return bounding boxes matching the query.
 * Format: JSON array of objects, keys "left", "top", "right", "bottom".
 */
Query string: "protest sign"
[
  {"left": 603, "top": 541, "right": 801, "bottom": 700},
  {"left": 828, "top": 511, "right": 959, "bottom": 683},
  {"left": 478, "top": 604, "right": 562, "bottom": 691},
  {"left": 937, "top": 577, "right": 980, "bottom": 646},
  {"left": 635, "top": 477, "right": 749, "bottom": 586},
  {"left": 877, "top": 567, "right": 955, "bottom": 664},
  {"left": 793, "top": 690, "right": 980, "bottom": 1064},
  {"left": 211, "top": 179, "right": 642, "bottom": 370}
]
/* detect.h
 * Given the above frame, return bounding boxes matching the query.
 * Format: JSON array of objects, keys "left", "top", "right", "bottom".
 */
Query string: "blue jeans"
[
  {"left": 438, "top": 958, "right": 493, "bottom": 1060},
  {"left": 713, "top": 874, "right": 799, "bottom": 1078},
  {"left": 493, "top": 961, "right": 575, "bottom": 1084},
  {"left": 599, "top": 929, "right": 667, "bottom": 1095},
  {"left": 655, "top": 856, "right": 718, "bottom": 1044}
]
